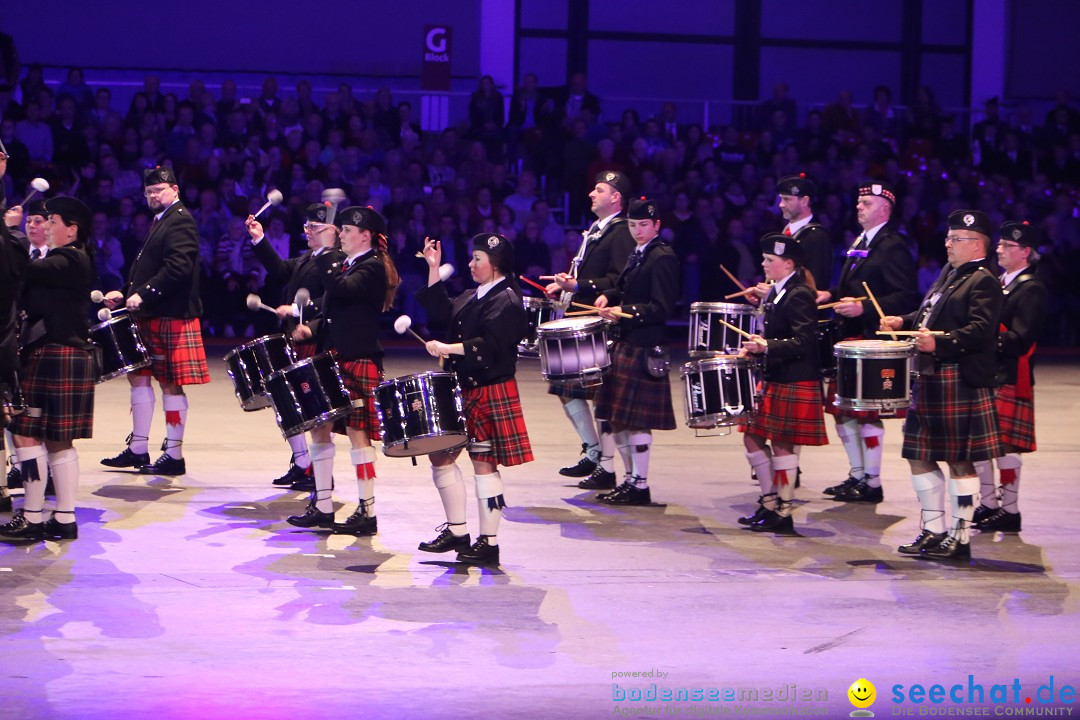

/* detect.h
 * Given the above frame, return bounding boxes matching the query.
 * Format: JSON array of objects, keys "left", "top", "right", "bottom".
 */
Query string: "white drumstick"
[
  {"left": 252, "top": 189, "right": 284, "bottom": 219},
  {"left": 438, "top": 263, "right": 454, "bottom": 282},
  {"left": 294, "top": 288, "right": 311, "bottom": 326},
  {"left": 97, "top": 307, "right": 112, "bottom": 322},
  {"left": 21, "top": 177, "right": 49, "bottom": 206},
  {"left": 245, "top": 293, "right": 276, "bottom": 314},
  {"left": 393, "top": 315, "right": 428, "bottom": 346},
  {"left": 90, "top": 290, "right": 105, "bottom": 304}
]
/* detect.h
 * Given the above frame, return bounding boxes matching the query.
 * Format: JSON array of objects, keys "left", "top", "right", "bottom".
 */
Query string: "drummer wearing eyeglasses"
[{"left": 880, "top": 210, "right": 1003, "bottom": 562}]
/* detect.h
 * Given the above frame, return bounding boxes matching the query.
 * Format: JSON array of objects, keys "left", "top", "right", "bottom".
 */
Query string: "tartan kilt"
[
  {"left": 743, "top": 380, "right": 828, "bottom": 446},
  {"left": 594, "top": 343, "right": 676, "bottom": 430},
  {"left": 996, "top": 383, "right": 1036, "bottom": 453},
  {"left": 9, "top": 344, "right": 95, "bottom": 441},
  {"left": 902, "top": 364, "right": 1002, "bottom": 462},
  {"left": 546, "top": 380, "right": 598, "bottom": 400},
  {"left": 134, "top": 317, "right": 210, "bottom": 386},
  {"left": 822, "top": 377, "right": 908, "bottom": 420},
  {"left": 333, "top": 358, "right": 382, "bottom": 439},
  {"left": 463, "top": 379, "right": 533, "bottom": 467},
  {"left": 292, "top": 340, "right": 318, "bottom": 361}
]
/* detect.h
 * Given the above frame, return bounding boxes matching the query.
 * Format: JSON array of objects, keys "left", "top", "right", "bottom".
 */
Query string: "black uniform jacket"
[
  {"left": 251, "top": 240, "right": 328, "bottom": 336},
  {"left": 829, "top": 226, "right": 918, "bottom": 339},
  {"left": 125, "top": 201, "right": 203, "bottom": 318},
  {"left": 572, "top": 214, "right": 635, "bottom": 305},
  {"left": 900, "top": 260, "right": 1002, "bottom": 388},
  {"left": 308, "top": 249, "right": 387, "bottom": 365},
  {"left": 793, "top": 221, "right": 834, "bottom": 291},
  {"left": 0, "top": 226, "right": 28, "bottom": 384},
  {"left": 759, "top": 274, "right": 819, "bottom": 384},
  {"left": 417, "top": 277, "right": 527, "bottom": 390},
  {"left": 20, "top": 244, "right": 94, "bottom": 352},
  {"left": 600, "top": 238, "right": 679, "bottom": 348},
  {"left": 998, "top": 266, "right": 1047, "bottom": 387}
]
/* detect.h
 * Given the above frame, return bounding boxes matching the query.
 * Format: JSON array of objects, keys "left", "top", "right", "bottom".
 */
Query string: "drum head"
[{"left": 537, "top": 317, "right": 606, "bottom": 334}]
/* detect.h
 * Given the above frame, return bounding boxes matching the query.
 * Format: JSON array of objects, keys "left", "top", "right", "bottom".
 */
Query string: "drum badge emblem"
[
  {"left": 411, "top": 399, "right": 423, "bottom": 412},
  {"left": 300, "top": 382, "right": 311, "bottom": 393},
  {"left": 881, "top": 368, "right": 895, "bottom": 391}
]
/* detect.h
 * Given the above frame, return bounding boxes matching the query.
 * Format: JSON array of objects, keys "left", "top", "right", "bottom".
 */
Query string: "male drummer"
[
  {"left": 816, "top": 181, "right": 918, "bottom": 503},
  {"left": 777, "top": 173, "right": 833, "bottom": 292},
  {"left": 247, "top": 201, "right": 338, "bottom": 489},
  {"left": 0, "top": 155, "right": 29, "bottom": 512},
  {"left": 102, "top": 166, "right": 210, "bottom": 476},
  {"left": 545, "top": 171, "right": 635, "bottom": 488}
]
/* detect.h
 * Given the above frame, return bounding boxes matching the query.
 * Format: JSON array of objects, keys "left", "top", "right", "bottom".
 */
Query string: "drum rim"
[
  {"left": 689, "top": 301, "right": 758, "bottom": 314},
  {"left": 377, "top": 370, "right": 458, "bottom": 388},
  {"left": 537, "top": 317, "right": 606, "bottom": 333},
  {"left": 834, "top": 340, "right": 917, "bottom": 357},
  {"left": 681, "top": 355, "right": 757, "bottom": 372},
  {"left": 97, "top": 359, "right": 152, "bottom": 383},
  {"left": 264, "top": 352, "right": 337, "bottom": 381},
  {"left": 522, "top": 296, "right": 554, "bottom": 309},
  {"left": 381, "top": 431, "right": 468, "bottom": 457},
  {"left": 89, "top": 314, "right": 136, "bottom": 332},
  {"left": 277, "top": 405, "right": 351, "bottom": 438}
]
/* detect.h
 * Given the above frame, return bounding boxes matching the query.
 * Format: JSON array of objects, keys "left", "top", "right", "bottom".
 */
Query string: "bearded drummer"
[
  {"left": 416, "top": 233, "right": 532, "bottom": 567},
  {"left": 738, "top": 234, "right": 827, "bottom": 533},
  {"left": 286, "top": 206, "right": 399, "bottom": 536}
]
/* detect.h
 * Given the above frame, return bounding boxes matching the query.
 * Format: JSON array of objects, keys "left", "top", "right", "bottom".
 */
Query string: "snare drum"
[
  {"left": 375, "top": 371, "right": 467, "bottom": 457},
  {"left": 519, "top": 297, "right": 563, "bottom": 356},
  {"left": 688, "top": 302, "right": 762, "bottom": 357},
  {"left": 89, "top": 314, "right": 152, "bottom": 383},
  {"left": 264, "top": 352, "right": 353, "bottom": 437},
  {"left": 817, "top": 319, "right": 842, "bottom": 378},
  {"left": 537, "top": 317, "right": 611, "bottom": 386},
  {"left": 224, "top": 334, "right": 297, "bottom": 411},
  {"left": 833, "top": 340, "right": 916, "bottom": 415},
  {"left": 680, "top": 355, "right": 761, "bottom": 429}
]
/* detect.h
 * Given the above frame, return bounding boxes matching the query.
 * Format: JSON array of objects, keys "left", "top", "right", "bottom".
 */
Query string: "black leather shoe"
[
  {"left": 418, "top": 524, "right": 471, "bottom": 553},
  {"left": 0, "top": 490, "right": 11, "bottom": 513},
  {"left": 898, "top": 529, "right": 948, "bottom": 555},
  {"left": 597, "top": 482, "right": 652, "bottom": 506},
  {"left": 737, "top": 504, "right": 767, "bottom": 526},
  {"left": 6, "top": 465, "right": 22, "bottom": 490},
  {"left": 751, "top": 511, "right": 795, "bottom": 534},
  {"left": 975, "top": 508, "right": 1021, "bottom": 533},
  {"left": 823, "top": 475, "right": 860, "bottom": 496},
  {"left": 832, "top": 480, "right": 883, "bottom": 503},
  {"left": 972, "top": 505, "right": 998, "bottom": 526},
  {"left": 43, "top": 517, "right": 78, "bottom": 540},
  {"left": 101, "top": 447, "right": 151, "bottom": 468},
  {"left": 331, "top": 508, "right": 378, "bottom": 536},
  {"left": 273, "top": 463, "right": 308, "bottom": 487},
  {"left": 139, "top": 454, "right": 186, "bottom": 476},
  {"left": 286, "top": 503, "right": 335, "bottom": 529},
  {"left": 456, "top": 535, "right": 500, "bottom": 566},
  {"left": 920, "top": 536, "right": 971, "bottom": 561},
  {"left": 560, "top": 454, "right": 598, "bottom": 478},
  {"left": 290, "top": 467, "right": 317, "bottom": 492},
  {"left": 577, "top": 467, "right": 616, "bottom": 490},
  {"left": 0, "top": 511, "right": 44, "bottom": 542}
]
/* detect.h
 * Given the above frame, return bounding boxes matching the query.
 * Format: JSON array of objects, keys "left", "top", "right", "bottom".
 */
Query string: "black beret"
[
  {"left": 44, "top": 196, "right": 92, "bottom": 243},
  {"left": 336, "top": 205, "right": 386, "bottom": 237},
  {"left": 23, "top": 199, "right": 48, "bottom": 218},
  {"left": 948, "top": 210, "right": 993, "bottom": 238},
  {"left": 594, "top": 170, "right": 633, "bottom": 203},
  {"left": 471, "top": 233, "right": 515, "bottom": 276},
  {"left": 627, "top": 196, "right": 660, "bottom": 220},
  {"left": 858, "top": 180, "right": 897, "bottom": 205},
  {"left": 306, "top": 202, "right": 330, "bottom": 224},
  {"left": 143, "top": 165, "right": 178, "bottom": 187},
  {"left": 759, "top": 232, "right": 804, "bottom": 265},
  {"left": 777, "top": 173, "right": 817, "bottom": 200},
  {"left": 999, "top": 220, "right": 1040, "bottom": 249}
]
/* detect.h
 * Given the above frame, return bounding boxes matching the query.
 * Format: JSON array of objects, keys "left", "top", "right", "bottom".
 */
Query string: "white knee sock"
[
  {"left": 974, "top": 460, "right": 996, "bottom": 509},
  {"left": 162, "top": 394, "right": 187, "bottom": 459},
  {"left": 474, "top": 472, "right": 505, "bottom": 545},
  {"left": 627, "top": 431, "right": 652, "bottom": 488},
  {"left": 16, "top": 444, "right": 48, "bottom": 523},
  {"left": 860, "top": 421, "right": 884, "bottom": 484},
  {"left": 597, "top": 424, "right": 616, "bottom": 473},
  {"left": 431, "top": 463, "right": 467, "bottom": 532},
  {"left": 563, "top": 399, "right": 600, "bottom": 462},
  {"left": 48, "top": 448, "right": 79, "bottom": 523},
  {"left": 772, "top": 453, "right": 800, "bottom": 515},
  {"left": 287, "top": 434, "right": 311, "bottom": 469},
  {"left": 309, "top": 442, "right": 335, "bottom": 514},
  {"left": 835, "top": 418, "right": 864, "bottom": 479},
  {"left": 948, "top": 475, "right": 980, "bottom": 543},
  {"left": 613, "top": 430, "right": 632, "bottom": 481},
  {"left": 746, "top": 448, "right": 775, "bottom": 508},
  {"left": 350, "top": 447, "right": 377, "bottom": 516},
  {"left": 911, "top": 468, "right": 947, "bottom": 534},
  {"left": 997, "top": 454, "right": 1022, "bottom": 514},
  {"left": 130, "top": 385, "right": 155, "bottom": 454}
]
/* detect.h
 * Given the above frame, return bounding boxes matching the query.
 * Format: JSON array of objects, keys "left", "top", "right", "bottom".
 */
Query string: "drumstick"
[
  {"left": 565, "top": 309, "right": 598, "bottom": 316},
  {"left": 393, "top": 315, "right": 429, "bottom": 346},
  {"left": 719, "top": 264, "right": 747, "bottom": 291},
  {"left": 245, "top": 293, "right": 277, "bottom": 314},
  {"left": 521, "top": 276, "right": 550, "bottom": 294},
  {"left": 252, "top": 189, "right": 284, "bottom": 219},
  {"left": 537, "top": 275, "right": 558, "bottom": 280},
  {"left": 818, "top": 296, "right": 867, "bottom": 310},
  {"left": 861, "top": 282, "right": 896, "bottom": 340},
  {"left": 723, "top": 287, "right": 758, "bottom": 300},
  {"left": 715, "top": 317, "right": 755, "bottom": 341},
  {"left": 569, "top": 301, "right": 633, "bottom": 319},
  {"left": 876, "top": 330, "right": 946, "bottom": 337}
]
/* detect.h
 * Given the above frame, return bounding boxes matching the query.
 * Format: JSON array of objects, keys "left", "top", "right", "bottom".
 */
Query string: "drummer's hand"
[
  {"left": 425, "top": 339, "right": 448, "bottom": 358},
  {"left": 744, "top": 292, "right": 760, "bottom": 307},
  {"left": 125, "top": 293, "right": 143, "bottom": 311},
  {"left": 834, "top": 298, "right": 864, "bottom": 317},
  {"left": 550, "top": 272, "right": 577, "bottom": 292},
  {"left": 103, "top": 290, "right": 124, "bottom": 309},
  {"left": 593, "top": 295, "right": 609, "bottom": 309},
  {"left": 914, "top": 328, "right": 936, "bottom": 353},
  {"left": 292, "top": 325, "right": 312, "bottom": 342},
  {"left": 245, "top": 215, "right": 264, "bottom": 241},
  {"left": 880, "top": 316, "right": 903, "bottom": 331},
  {"left": 742, "top": 334, "right": 767, "bottom": 354},
  {"left": 815, "top": 290, "right": 833, "bottom": 304},
  {"left": 751, "top": 282, "right": 771, "bottom": 298},
  {"left": 422, "top": 237, "right": 441, "bottom": 267},
  {"left": 4, "top": 205, "right": 22, "bottom": 229},
  {"left": 274, "top": 304, "right": 293, "bottom": 319}
]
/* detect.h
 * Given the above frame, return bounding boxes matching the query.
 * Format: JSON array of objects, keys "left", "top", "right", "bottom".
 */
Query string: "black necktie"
[
  {"left": 30, "top": 248, "right": 41, "bottom": 260},
  {"left": 625, "top": 250, "right": 645, "bottom": 273}
]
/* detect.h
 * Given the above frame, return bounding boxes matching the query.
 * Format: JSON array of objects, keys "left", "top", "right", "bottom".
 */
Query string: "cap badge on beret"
[
  {"left": 790, "top": 186, "right": 800, "bottom": 195},
  {"left": 605, "top": 172, "right": 616, "bottom": 182},
  {"left": 872, "top": 184, "right": 883, "bottom": 196},
  {"left": 487, "top": 235, "right": 500, "bottom": 248},
  {"left": 963, "top": 214, "right": 975, "bottom": 227},
  {"left": 351, "top": 210, "right": 363, "bottom": 224},
  {"left": 315, "top": 207, "right": 327, "bottom": 222},
  {"left": 1012, "top": 228, "right": 1022, "bottom": 240},
  {"left": 773, "top": 241, "right": 786, "bottom": 255}
]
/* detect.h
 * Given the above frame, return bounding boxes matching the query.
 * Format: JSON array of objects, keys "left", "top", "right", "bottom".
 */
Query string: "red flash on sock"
[
  {"left": 165, "top": 410, "right": 182, "bottom": 426},
  {"left": 776, "top": 469, "right": 789, "bottom": 487},
  {"left": 864, "top": 435, "right": 880, "bottom": 449},
  {"left": 1000, "top": 468, "right": 1018, "bottom": 485},
  {"left": 355, "top": 463, "right": 376, "bottom": 480}
]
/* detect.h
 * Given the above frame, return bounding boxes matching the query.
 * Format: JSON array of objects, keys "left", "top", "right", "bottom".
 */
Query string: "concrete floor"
[{"left": 2, "top": 347, "right": 1079, "bottom": 719}]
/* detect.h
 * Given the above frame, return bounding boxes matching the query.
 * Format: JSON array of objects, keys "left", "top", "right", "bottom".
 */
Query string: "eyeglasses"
[
  {"left": 997, "top": 241, "right": 1023, "bottom": 249},
  {"left": 143, "top": 187, "right": 169, "bottom": 197},
  {"left": 944, "top": 235, "right": 980, "bottom": 243}
]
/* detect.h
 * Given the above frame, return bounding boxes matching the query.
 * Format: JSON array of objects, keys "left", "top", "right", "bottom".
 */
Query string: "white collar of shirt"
[
  {"left": 154, "top": 199, "right": 180, "bottom": 222},
  {"left": 1001, "top": 266, "right": 1027, "bottom": 286},
  {"left": 475, "top": 278, "right": 499, "bottom": 300},
  {"left": 772, "top": 270, "right": 796, "bottom": 298},
  {"left": 862, "top": 221, "right": 887, "bottom": 245},
  {"left": 595, "top": 212, "right": 618, "bottom": 232},
  {"left": 29, "top": 245, "right": 48, "bottom": 257},
  {"left": 786, "top": 215, "right": 813, "bottom": 235},
  {"left": 345, "top": 248, "right": 373, "bottom": 266}
]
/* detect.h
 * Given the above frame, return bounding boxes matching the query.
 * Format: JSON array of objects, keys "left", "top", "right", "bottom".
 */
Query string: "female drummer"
[
  {"left": 416, "top": 233, "right": 532, "bottom": 566},
  {"left": 0, "top": 198, "right": 96, "bottom": 543},
  {"left": 738, "top": 233, "right": 827, "bottom": 534},
  {"left": 287, "top": 206, "right": 399, "bottom": 536},
  {"left": 592, "top": 197, "right": 679, "bottom": 506}
]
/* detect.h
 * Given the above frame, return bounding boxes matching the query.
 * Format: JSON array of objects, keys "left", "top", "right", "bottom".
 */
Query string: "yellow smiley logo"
[{"left": 848, "top": 678, "right": 876, "bottom": 708}]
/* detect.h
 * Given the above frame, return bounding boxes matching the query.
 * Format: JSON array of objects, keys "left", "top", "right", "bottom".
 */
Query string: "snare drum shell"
[
  {"left": 833, "top": 340, "right": 915, "bottom": 412},
  {"left": 264, "top": 353, "right": 352, "bottom": 437},
  {"left": 680, "top": 356, "right": 761, "bottom": 428},
  {"left": 536, "top": 317, "right": 611, "bottom": 384},
  {"left": 89, "top": 315, "right": 152, "bottom": 383},
  {"left": 688, "top": 302, "right": 762, "bottom": 358},
  {"left": 375, "top": 371, "right": 468, "bottom": 457}
]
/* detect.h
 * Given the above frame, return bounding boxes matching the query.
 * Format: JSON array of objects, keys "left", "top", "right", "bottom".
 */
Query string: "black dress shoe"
[
  {"left": 290, "top": 471, "right": 316, "bottom": 492},
  {"left": 456, "top": 535, "right": 500, "bottom": 566},
  {"left": 597, "top": 482, "right": 652, "bottom": 506},
  {"left": 331, "top": 508, "right": 378, "bottom": 536},
  {"left": 832, "top": 480, "right": 883, "bottom": 503},
  {"left": 920, "top": 536, "right": 971, "bottom": 561},
  {"left": 101, "top": 447, "right": 151, "bottom": 468},
  {"left": 737, "top": 504, "right": 767, "bottom": 526},
  {"left": 577, "top": 466, "right": 616, "bottom": 490},
  {"left": 0, "top": 511, "right": 44, "bottom": 542},
  {"left": 559, "top": 454, "right": 598, "bottom": 478},
  {"left": 43, "top": 517, "right": 78, "bottom": 540},
  {"left": 0, "top": 491, "right": 11, "bottom": 513},
  {"left": 418, "top": 524, "right": 471, "bottom": 553},
  {"left": 273, "top": 463, "right": 308, "bottom": 487},
  {"left": 139, "top": 454, "right": 186, "bottom": 476},
  {"left": 898, "top": 529, "right": 948, "bottom": 555},
  {"left": 6, "top": 465, "right": 22, "bottom": 490},
  {"left": 972, "top": 505, "right": 998, "bottom": 526},
  {"left": 286, "top": 503, "right": 335, "bottom": 529},
  {"left": 750, "top": 511, "right": 795, "bottom": 534},
  {"left": 975, "top": 509, "right": 1021, "bottom": 533},
  {"left": 823, "top": 475, "right": 860, "bottom": 496}
]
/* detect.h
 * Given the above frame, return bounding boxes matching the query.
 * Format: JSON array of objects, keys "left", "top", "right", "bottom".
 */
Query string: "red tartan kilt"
[
  {"left": 996, "top": 383, "right": 1036, "bottom": 452},
  {"left": 9, "top": 344, "right": 95, "bottom": 441},
  {"left": 133, "top": 317, "right": 210, "bottom": 386},
  {"left": 742, "top": 380, "right": 828, "bottom": 446},
  {"left": 333, "top": 358, "right": 382, "bottom": 439},
  {"left": 822, "top": 377, "right": 907, "bottom": 420},
  {"left": 901, "top": 364, "right": 1002, "bottom": 462},
  {"left": 594, "top": 343, "right": 676, "bottom": 430},
  {"left": 292, "top": 341, "right": 318, "bottom": 360},
  {"left": 463, "top": 379, "right": 533, "bottom": 467}
]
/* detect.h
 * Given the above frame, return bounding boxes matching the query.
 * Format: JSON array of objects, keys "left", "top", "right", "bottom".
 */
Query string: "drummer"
[
  {"left": 416, "top": 233, "right": 532, "bottom": 566},
  {"left": 0, "top": 198, "right": 96, "bottom": 542},
  {"left": 738, "top": 234, "right": 827, "bottom": 533},
  {"left": 0, "top": 166, "right": 30, "bottom": 513},
  {"left": 287, "top": 206, "right": 399, "bottom": 536},
  {"left": 592, "top": 197, "right": 679, "bottom": 506},
  {"left": 246, "top": 200, "right": 338, "bottom": 490}
]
